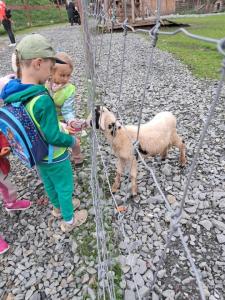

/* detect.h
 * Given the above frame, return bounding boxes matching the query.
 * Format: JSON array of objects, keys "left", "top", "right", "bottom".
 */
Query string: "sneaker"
[
  {"left": 5, "top": 200, "right": 31, "bottom": 212},
  {"left": 0, "top": 238, "right": 9, "bottom": 254},
  {"left": 60, "top": 209, "right": 88, "bottom": 232},
  {"left": 8, "top": 43, "right": 16, "bottom": 47},
  {"left": 51, "top": 198, "right": 81, "bottom": 218}
]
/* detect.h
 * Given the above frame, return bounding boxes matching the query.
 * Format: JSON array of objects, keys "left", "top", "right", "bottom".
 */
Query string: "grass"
[
  {"left": 0, "top": 0, "right": 68, "bottom": 35},
  {"left": 156, "top": 15, "right": 225, "bottom": 79}
]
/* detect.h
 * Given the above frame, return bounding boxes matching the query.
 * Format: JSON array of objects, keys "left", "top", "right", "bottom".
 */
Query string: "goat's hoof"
[
  {"left": 132, "top": 195, "right": 140, "bottom": 203},
  {"left": 131, "top": 188, "right": 138, "bottom": 197},
  {"left": 180, "top": 159, "right": 187, "bottom": 167}
]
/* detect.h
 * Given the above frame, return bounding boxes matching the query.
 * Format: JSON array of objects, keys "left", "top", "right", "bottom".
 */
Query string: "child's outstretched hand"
[
  {"left": 65, "top": 125, "right": 76, "bottom": 135},
  {"left": 70, "top": 119, "right": 87, "bottom": 132},
  {"left": 0, "top": 147, "right": 10, "bottom": 157}
]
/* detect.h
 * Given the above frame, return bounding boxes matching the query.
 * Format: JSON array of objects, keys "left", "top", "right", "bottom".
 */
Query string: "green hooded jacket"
[{"left": 3, "top": 82, "right": 75, "bottom": 162}]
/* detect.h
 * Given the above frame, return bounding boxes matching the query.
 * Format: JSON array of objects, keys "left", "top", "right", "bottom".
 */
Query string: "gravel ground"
[{"left": 1, "top": 22, "right": 225, "bottom": 300}]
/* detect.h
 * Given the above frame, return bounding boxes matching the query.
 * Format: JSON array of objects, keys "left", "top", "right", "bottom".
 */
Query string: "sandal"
[{"left": 60, "top": 210, "right": 88, "bottom": 232}]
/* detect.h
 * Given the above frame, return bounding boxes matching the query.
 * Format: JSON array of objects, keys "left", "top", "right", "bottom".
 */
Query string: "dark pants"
[
  {"left": 2, "top": 19, "right": 16, "bottom": 44},
  {"left": 69, "top": 16, "right": 74, "bottom": 26}
]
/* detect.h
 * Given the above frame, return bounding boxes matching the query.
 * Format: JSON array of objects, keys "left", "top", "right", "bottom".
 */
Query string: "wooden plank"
[
  {"left": 131, "top": 0, "right": 135, "bottom": 22},
  {"left": 98, "top": 16, "right": 185, "bottom": 31}
]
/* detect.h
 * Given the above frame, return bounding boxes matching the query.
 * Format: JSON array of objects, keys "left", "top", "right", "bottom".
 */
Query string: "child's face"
[
  {"left": 52, "top": 64, "right": 72, "bottom": 85},
  {"left": 38, "top": 59, "right": 55, "bottom": 84},
  {"left": 21, "top": 58, "right": 55, "bottom": 85}
]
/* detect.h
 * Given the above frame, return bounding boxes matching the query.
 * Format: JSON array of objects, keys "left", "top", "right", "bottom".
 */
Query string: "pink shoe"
[
  {"left": 5, "top": 200, "right": 31, "bottom": 212},
  {"left": 0, "top": 238, "right": 9, "bottom": 254}
]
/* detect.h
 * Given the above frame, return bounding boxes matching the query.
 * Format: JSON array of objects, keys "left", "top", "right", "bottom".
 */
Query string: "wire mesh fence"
[{"left": 81, "top": 0, "right": 225, "bottom": 298}]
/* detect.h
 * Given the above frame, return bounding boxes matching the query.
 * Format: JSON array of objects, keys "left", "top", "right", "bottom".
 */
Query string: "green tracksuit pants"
[{"left": 37, "top": 159, "right": 74, "bottom": 222}]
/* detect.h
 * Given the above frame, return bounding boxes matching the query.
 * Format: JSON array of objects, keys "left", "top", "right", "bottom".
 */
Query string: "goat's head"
[{"left": 87, "top": 106, "right": 121, "bottom": 135}]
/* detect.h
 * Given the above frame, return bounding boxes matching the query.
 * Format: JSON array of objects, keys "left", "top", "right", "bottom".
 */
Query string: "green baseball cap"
[{"left": 16, "top": 34, "right": 65, "bottom": 64}]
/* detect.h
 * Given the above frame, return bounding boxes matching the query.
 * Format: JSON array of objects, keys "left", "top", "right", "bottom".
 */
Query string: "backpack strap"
[{"left": 25, "top": 94, "right": 54, "bottom": 164}]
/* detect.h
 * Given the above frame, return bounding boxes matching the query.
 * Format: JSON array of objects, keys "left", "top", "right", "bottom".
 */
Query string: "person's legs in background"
[{"left": 2, "top": 19, "right": 16, "bottom": 45}]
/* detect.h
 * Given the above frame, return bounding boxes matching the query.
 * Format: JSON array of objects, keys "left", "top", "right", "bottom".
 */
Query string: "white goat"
[{"left": 88, "top": 106, "right": 187, "bottom": 196}]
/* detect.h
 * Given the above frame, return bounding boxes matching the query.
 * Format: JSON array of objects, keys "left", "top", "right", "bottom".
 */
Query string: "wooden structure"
[
  {"left": 93, "top": 0, "right": 176, "bottom": 28},
  {"left": 175, "top": 0, "right": 225, "bottom": 13}
]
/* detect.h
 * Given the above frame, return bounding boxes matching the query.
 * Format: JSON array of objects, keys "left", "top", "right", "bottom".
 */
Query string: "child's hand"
[
  {"left": 65, "top": 125, "right": 76, "bottom": 135},
  {"left": 0, "top": 147, "right": 10, "bottom": 157},
  {"left": 70, "top": 119, "right": 86, "bottom": 132}
]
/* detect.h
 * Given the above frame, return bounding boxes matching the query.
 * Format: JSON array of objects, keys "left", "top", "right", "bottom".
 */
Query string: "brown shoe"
[
  {"left": 73, "top": 198, "right": 80, "bottom": 209},
  {"left": 51, "top": 198, "right": 81, "bottom": 218},
  {"left": 52, "top": 207, "right": 61, "bottom": 218},
  {"left": 60, "top": 210, "right": 88, "bottom": 232}
]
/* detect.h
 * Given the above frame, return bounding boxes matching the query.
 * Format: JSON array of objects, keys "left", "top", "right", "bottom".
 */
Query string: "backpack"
[{"left": 0, "top": 97, "right": 52, "bottom": 168}]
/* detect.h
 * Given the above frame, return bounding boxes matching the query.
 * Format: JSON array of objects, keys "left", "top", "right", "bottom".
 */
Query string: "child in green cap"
[{"left": 0, "top": 34, "right": 88, "bottom": 232}]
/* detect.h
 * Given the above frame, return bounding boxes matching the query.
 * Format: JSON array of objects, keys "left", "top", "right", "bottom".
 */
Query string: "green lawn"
[
  {"left": 157, "top": 15, "right": 225, "bottom": 79},
  {"left": 0, "top": 0, "right": 68, "bottom": 35}
]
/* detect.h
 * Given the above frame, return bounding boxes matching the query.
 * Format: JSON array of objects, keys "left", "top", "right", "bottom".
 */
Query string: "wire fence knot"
[
  {"left": 122, "top": 19, "right": 128, "bottom": 36},
  {"left": 132, "top": 140, "right": 139, "bottom": 159},
  {"left": 150, "top": 21, "right": 161, "bottom": 47}
]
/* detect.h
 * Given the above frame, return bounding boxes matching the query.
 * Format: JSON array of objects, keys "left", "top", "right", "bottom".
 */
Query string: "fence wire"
[{"left": 82, "top": 1, "right": 225, "bottom": 299}]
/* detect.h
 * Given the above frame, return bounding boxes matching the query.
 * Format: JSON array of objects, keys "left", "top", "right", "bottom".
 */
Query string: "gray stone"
[
  {"left": 25, "top": 289, "right": 34, "bottom": 300},
  {"left": 137, "top": 259, "right": 147, "bottom": 275},
  {"left": 124, "top": 290, "right": 136, "bottom": 300},
  {"left": 162, "top": 289, "right": 175, "bottom": 299},
  {"left": 212, "top": 219, "right": 225, "bottom": 232},
  {"left": 217, "top": 234, "right": 225, "bottom": 244},
  {"left": 158, "top": 269, "right": 166, "bottom": 279},
  {"left": 126, "top": 280, "right": 136, "bottom": 290},
  {"left": 86, "top": 267, "right": 96, "bottom": 275},
  {"left": 139, "top": 286, "right": 150, "bottom": 298},
  {"left": 199, "top": 220, "right": 213, "bottom": 231},
  {"left": 25, "top": 277, "right": 37, "bottom": 289},
  {"left": 184, "top": 206, "right": 197, "bottom": 214},
  {"left": 30, "top": 292, "right": 41, "bottom": 300},
  {"left": 161, "top": 164, "right": 172, "bottom": 176},
  {"left": 82, "top": 274, "right": 89, "bottom": 284},
  {"left": 134, "top": 273, "right": 144, "bottom": 287},
  {"left": 152, "top": 291, "right": 159, "bottom": 300},
  {"left": 87, "top": 287, "right": 96, "bottom": 300}
]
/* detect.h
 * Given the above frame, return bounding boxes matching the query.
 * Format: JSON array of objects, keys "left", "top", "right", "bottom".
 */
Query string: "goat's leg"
[
  {"left": 112, "top": 159, "right": 125, "bottom": 193},
  {"left": 173, "top": 134, "right": 187, "bottom": 166},
  {"left": 130, "top": 158, "right": 138, "bottom": 196},
  {"left": 161, "top": 147, "right": 168, "bottom": 161}
]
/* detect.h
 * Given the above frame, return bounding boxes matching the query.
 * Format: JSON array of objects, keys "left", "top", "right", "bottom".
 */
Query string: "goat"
[{"left": 87, "top": 106, "right": 187, "bottom": 196}]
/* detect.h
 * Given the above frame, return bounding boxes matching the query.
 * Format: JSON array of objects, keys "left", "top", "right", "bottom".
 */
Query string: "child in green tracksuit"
[{"left": 1, "top": 34, "right": 88, "bottom": 232}]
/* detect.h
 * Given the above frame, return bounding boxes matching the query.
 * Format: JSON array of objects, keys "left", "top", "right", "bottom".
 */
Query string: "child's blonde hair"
[{"left": 54, "top": 52, "right": 73, "bottom": 71}]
